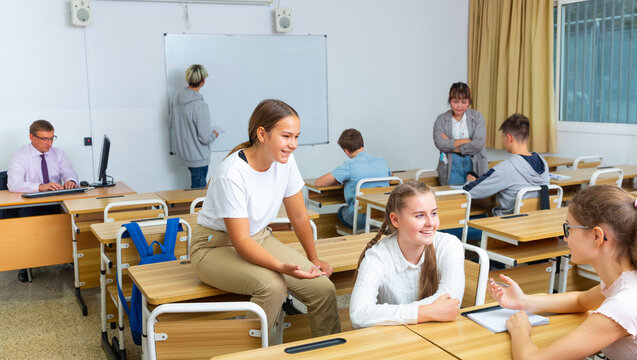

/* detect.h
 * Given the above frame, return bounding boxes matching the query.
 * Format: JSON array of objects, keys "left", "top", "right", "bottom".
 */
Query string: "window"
[{"left": 555, "top": 0, "right": 637, "bottom": 124}]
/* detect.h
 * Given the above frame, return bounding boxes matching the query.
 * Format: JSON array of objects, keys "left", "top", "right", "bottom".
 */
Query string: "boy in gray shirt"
[{"left": 463, "top": 113, "right": 549, "bottom": 216}]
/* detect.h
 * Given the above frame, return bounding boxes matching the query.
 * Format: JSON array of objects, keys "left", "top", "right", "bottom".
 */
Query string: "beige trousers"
[{"left": 190, "top": 224, "right": 341, "bottom": 342}]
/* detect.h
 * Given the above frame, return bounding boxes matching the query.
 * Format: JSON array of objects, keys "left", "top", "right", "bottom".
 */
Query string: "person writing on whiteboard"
[
  {"left": 190, "top": 99, "right": 340, "bottom": 344},
  {"left": 169, "top": 64, "right": 219, "bottom": 188}
]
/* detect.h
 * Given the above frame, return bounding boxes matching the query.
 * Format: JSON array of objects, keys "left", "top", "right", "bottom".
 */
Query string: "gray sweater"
[
  {"left": 433, "top": 108, "right": 488, "bottom": 185},
  {"left": 463, "top": 153, "right": 549, "bottom": 216},
  {"left": 168, "top": 87, "right": 213, "bottom": 168}
]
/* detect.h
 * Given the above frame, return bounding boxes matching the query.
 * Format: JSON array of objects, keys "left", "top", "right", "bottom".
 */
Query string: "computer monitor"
[{"left": 92, "top": 135, "right": 115, "bottom": 187}]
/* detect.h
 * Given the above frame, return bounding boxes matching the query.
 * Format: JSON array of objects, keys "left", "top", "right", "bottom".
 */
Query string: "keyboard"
[{"left": 22, "top": 187, "right": 91, "bottom": 198}]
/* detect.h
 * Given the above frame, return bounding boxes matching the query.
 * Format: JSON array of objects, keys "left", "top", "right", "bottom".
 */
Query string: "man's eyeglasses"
[
  {"left": 32, "top": 134, "right": 58, "bottom": 143},
  {"left": 562, "top": 222, "right": 607, "bottom": 240}
]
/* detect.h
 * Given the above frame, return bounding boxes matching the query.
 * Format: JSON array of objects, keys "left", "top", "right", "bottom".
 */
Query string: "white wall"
[{"left": 1, "top": 0, "right": 470, "bottom": 192}]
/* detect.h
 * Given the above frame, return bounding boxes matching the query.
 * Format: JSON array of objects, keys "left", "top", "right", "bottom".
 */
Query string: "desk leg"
[
  {"left": 71, "top": 215, "right": 88, "bottom": 316},
  {"left": 480, "top": 232, "right": 488, "bottom": 249},
  {"left": 141, "top": 296, "right": 148, "bottom": 360},
  {"left": 365, "top": 204, "right": 371, "bottom": 233},
  {"left": 547, "top": 258, "right": 557, "bottom": 294},
  {"left": 558, "top": 255, "right": 571, "bottom": 293}
]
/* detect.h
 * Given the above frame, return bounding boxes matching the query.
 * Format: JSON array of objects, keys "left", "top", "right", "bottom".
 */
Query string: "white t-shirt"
[
  {"left": 451, "top": 112, "right": 469, "bottom": 140},
  {"left": 197, "top": 151, "right": 305, "bottom": 236},
  {"left": 591, "top": 270, "right": 637, "bottom": 360},
  {"left": 349, "top": 231, "right": 465, "bottom": 329}
]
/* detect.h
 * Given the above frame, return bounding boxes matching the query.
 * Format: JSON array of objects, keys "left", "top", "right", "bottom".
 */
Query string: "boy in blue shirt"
[{"left": 315, "top": 129, "right": 391, "bottom": 229}]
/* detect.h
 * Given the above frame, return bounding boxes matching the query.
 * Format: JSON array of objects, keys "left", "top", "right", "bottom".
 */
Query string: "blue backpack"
[{"left": 117, "top": 218, "right": 180, "bottom": 345}]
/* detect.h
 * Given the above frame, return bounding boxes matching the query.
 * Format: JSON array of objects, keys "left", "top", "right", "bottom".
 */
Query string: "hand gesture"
[
  {"left": 506, "top": 310, "right": 532, "bottom": 336},
  {"left": 310, "top": 258, "right": 333, "bottom": 277},
  {"left": 428, "top": 294, "right": 459, "bottom": 322},
  {"left": 466, "top": 174, "right": 476, "bottom": 181},
  {"left": 488, "top": 274, "right": 526, "bottom": 310},
  {"left": 39, "top": 182, "right": 62, "bottom": 191},
  {"left": 441, "top": 133, "right": 449, "bottom": 140},
  {"left": 280, "top": 263, "right": 325, "bottom": 279},
  {"left": 64, "top": 180, "right": 78, "bottom": 189}
]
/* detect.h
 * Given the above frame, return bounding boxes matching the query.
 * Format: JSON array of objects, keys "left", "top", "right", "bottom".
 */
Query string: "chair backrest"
[
  {"left": 351, "top": 176, "right": 403, "bottom": 234},
  {"left": 189, "top": 197, "right": 206, "bottom": 214},
  {"left": 414, "top": 168, "right": 439, "bottom": 186},
  {"left": 573, "top": 155, "right": 603, "bottom": 169},
  {"left": 514, "top": 185, "right": 563, "bottom": 214},
  {"left": 269, "top": 218, "right": 318, "bottom": 243},
  {"left": 147, "top": 302, "right": 268, "bottom": 360},
  {"left": 104, "top": 199, "right": 168, "bottom": 223},
  {"left": 461, "top": 243, "right": 489, "bottom": 308},
  {"left": 435, "top": 189, "right": 471, "bottom": 243},
  {"left": 590, "top": 168, "right": 623, "bottom": 188}
]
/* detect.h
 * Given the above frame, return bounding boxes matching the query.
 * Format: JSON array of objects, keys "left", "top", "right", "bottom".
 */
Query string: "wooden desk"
[
  {"left": 155, "top": 188, "right": 207, "bottom": 215},
  {"left": 0, "top": 182, "right": 135, "bottom": 272},
  {"left": 407, "top": 304, "right": 587, "bottom": 360},
  {"left": 214, "top": 325, "right": 454, "bottom": 360},
  {"left": 490, "top": 156, "right": 573, "bottom": 171},
  {"left": 550, "top": 164, "right": 637, "bottom": 187},
  {"left": 468, "top": 207, "right": 570, "bottom": 292}
]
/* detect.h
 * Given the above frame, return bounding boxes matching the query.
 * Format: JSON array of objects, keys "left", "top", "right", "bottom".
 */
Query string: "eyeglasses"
[
  {"left": 562, "top": 222, "right": 607, "bottom": 241},
  {"left": 32, "top": 134, "right": 57, "bottom": 143}
]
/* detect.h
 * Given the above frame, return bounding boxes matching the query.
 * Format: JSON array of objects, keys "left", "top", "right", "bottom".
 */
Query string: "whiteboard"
[{"left": 165, "top": 34, "right": 329, "bottom": 152}]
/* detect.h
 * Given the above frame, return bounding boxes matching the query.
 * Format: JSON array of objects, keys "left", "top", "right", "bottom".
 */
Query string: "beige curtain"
[{"left": 469, "top": 0, "right": 556, "bottom": 152}]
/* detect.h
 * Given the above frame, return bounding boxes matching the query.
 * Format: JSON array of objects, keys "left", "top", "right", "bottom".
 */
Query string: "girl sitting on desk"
[
  {"left": 350, "top": 181, "right": 465, "bottom": 328},
  {"left": 489, "top": 185, "right": 637, "bottom": 360},
  {"left": 190, "top": 99, "right": 340, "bottom": 344}
]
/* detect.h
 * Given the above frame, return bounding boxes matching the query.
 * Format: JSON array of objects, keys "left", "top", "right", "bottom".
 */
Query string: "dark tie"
[{"left": 40, "top": 154, "right": 50, "bottom": 184}]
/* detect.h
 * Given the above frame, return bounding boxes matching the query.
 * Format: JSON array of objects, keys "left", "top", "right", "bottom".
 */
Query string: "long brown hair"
[
  {"left": 569, "top": 185, "right": 637, "bottom": 269},
  {"left": 227, "top": 99, "right": 299, "bottom": 157},
  {"left": 357, "top": 181, "right": 440, "bottom": 299}
]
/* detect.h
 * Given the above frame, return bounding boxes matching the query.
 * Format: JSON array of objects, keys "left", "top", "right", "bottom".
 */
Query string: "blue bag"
[{"left": 117, "top": 218, "right": 180, "bottom": 345}]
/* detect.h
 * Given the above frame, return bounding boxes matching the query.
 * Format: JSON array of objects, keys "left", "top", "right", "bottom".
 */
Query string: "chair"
[
  {"left": 435, "top": 189, "right": 472, "bottom": 243},
  {"left": 146, "top": 302, "right": 268, "bottom": 360},
  {"left": 572, "top": 155, "right": 603, "bottom": 169},
  {"left": 461, "top": 243, "right": 489, "bottom": 308},
  {"left": 590, "top": 168, "right": 623, "bottom": 188},
  {"left": 513, "top": 185, "right": 563, "bottom": 214},
  {"left": 104, "top": 216, "right": 192, "bottom": 359},
  {"left": 189, "top": 197, "right": 206, "bottom": 214},
  {"left": 336, "top": 176, "right": 403, "bottom": 236},
  {"left": 414, "top": 168, "right": 439, "bottom": 186}
]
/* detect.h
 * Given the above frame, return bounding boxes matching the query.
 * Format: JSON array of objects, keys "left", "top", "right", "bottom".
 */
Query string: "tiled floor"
[{"left": 0, "top": 264, "right": 350, "bottom": 360}]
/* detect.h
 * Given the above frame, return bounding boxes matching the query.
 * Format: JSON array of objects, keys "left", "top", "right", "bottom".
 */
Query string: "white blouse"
[
  {"left": 349, "top": 232, "right": 465, "bottom": 328},
  {"left": 591, "top": 270, "right": 637, "bottom": 360}
]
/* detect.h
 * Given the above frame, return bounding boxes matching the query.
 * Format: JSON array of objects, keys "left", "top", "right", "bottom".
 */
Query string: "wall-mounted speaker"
[
  {"left": 71, "top": 0, "right": 92, "bottom": 27},
  {"left": 275, "top": 8, "right": 293, "bottom": 33}
]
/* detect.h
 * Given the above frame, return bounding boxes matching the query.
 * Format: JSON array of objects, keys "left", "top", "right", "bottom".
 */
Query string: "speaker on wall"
[
  {"left": 275, "top": 8, "right": 293, "bottom": 33},
  {"left": 71, "top": 0, "right": 92, "bottom": 27}
]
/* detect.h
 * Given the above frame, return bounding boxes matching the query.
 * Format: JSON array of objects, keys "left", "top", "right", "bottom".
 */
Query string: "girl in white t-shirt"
[
  {"left": 489, "top": 185, "right": 637, "bottom": 360},
  {"left": 349, "top": 181, "right": 465, "bottom": 328},
  {"left": 191, "top": 99, "right": 340, "bottom": 344}
]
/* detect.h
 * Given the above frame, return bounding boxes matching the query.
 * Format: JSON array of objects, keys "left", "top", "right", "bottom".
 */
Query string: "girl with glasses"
[{"left": 489, "top": 185, "right": 637, "bottom": 360}]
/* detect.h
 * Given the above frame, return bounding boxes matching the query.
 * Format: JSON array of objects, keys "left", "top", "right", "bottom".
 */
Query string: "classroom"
[{"left": 1, "top": 0, "right": 636, "bottom": 359}]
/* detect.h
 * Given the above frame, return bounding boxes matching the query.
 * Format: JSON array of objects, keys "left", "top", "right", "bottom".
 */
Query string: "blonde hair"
[
  {"left": 357, "top": 181, "right": 440, "bottom": 299},
  {"left": 226, "top": 99, "right": 299, "bottom": 157},
  {"left": 569, "top": 185, "right": 637, "bottom": 269},
  {"left": 185, "top": 64, "right": 208, "bottom": 88}
]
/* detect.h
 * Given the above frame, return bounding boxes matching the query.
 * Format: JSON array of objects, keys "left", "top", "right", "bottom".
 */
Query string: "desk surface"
[
  {"left": 214, "top": 325, "right": 454, "bottom": 360},
  {"left": 468, "top": 207, "right": 568, "bottom": 242},
  {"left": 550, "top": 164, "right": 637, "bottom": 186},
  {"left": 407, "top": 304, "right": 587, "bottom": 360},
  {"left": 128, "top": 233, "right": 375, "bottom": 305},
  {"left": 154, "top": 188, "right": 207, "bottom": 205},
  {"left": 0, "top": 182, "right": 135, "bottom": 208},
  {"left": 63, "top": 192, "right": 161, "bottom": 214},
  {"left": 490, "top": 156, "right": 573, "bottom": 169}
]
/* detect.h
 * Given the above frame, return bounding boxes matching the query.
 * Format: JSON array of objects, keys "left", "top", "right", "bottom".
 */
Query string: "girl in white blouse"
[
  {"left": 349, "top": 181, "right": 465, "bottom": 328},
  {"left": 489, "top": 185, "right": 637, "bottom": 360}
]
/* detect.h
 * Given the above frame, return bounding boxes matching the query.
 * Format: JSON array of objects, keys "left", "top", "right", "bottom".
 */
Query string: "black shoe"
[{"left": 18, "top": 269, "right": 29, "bottom": 282}]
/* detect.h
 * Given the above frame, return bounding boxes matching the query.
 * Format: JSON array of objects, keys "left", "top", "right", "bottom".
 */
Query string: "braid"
[{"left": 357, "top": 221, "right": 389, "bottom": 269}]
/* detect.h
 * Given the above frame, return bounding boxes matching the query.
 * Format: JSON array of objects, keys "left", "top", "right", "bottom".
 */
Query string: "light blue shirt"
[{"left": 331, "top": 151, "right": 391, "bottom": 223}]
